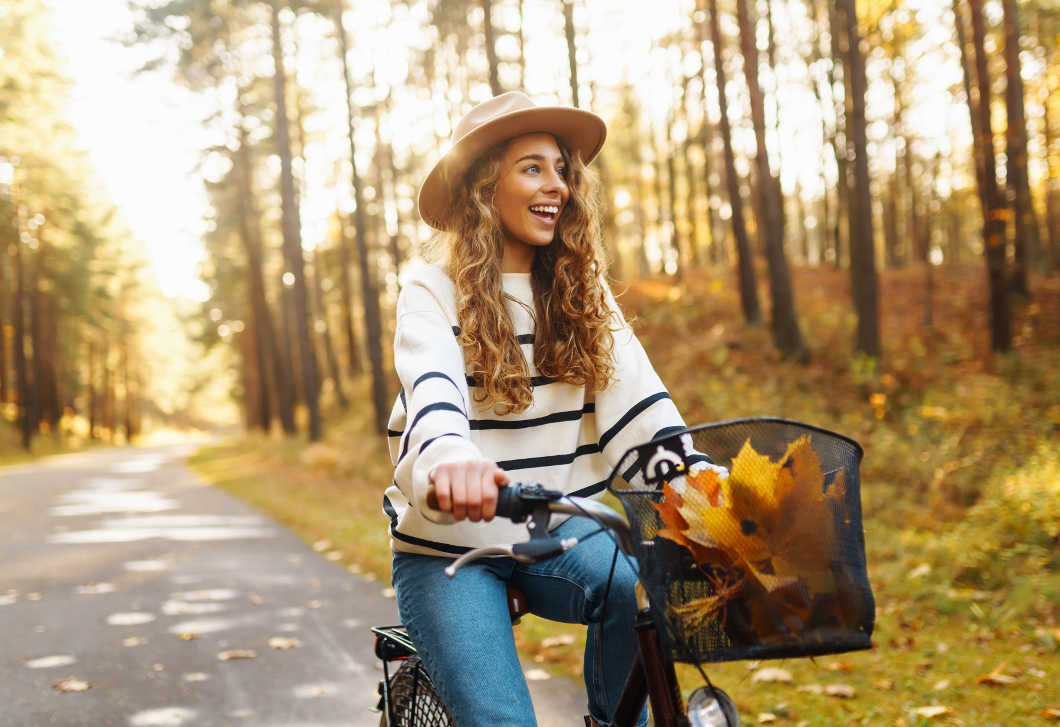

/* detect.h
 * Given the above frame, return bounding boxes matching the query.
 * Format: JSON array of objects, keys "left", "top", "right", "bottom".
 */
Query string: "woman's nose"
[{"left": 542, "top": 167, "right": 566, "bottom": 192}]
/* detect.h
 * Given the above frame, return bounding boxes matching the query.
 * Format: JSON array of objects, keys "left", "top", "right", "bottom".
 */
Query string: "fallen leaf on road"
[
  {"left": 976, "top": 662, "right": 1016, "bottom": 685},
  {"left": 25, "top": 655, "right": 76, "bottom": 669},
  {"left": 249, "top": 595, "right": 263, "bottom": 605},
  {"left": 313, "top": 540, "right": 332, "bottom": 552},
  {"left": 183, "top": 673, "right": 208, "bottom": 682},
  {"left": 824, "top": 684, "right": 855, "bottom": 698},
  {"left": 268, "top": 637, "right": 300, "bottom": 650},
  {"left": 0, "top": 594, "right": 16, "bottom": 606},
  {"left": 751, "top": 667, "right": 793, "bottom": 684},
  {"left": 757, "top": 714, "right": 776, "bottom": 723},
  {"left": 217, "top": 650, "right": 256, "bottom": 661},
  {"left": 796, "top": 684, "right": 823, "bottom": 695},
  {"left": 123, "top": 637, "right": 145, "bottom": 647},
  {"left": 177, "top": 633, "right": 200, "bottom": 641},
  {"left": 874, "top": 679, "right": 894, "bottom": 689},
  {"left": 1029, "top": 668, "right": 1046, "bottom": 678},
  {"left": 75, "top": 582, "right": 115, "bottom": 595},
  {"left": 913, "top": 706, "right": 949, "bottom": 718},
  {"left": 381, "top": 588, "right": 396, "bottom": 599},
  {"left": 827, "top": 662, "right": 855, "bottom": 671},
  {"left": 310, "top": 579, "right": 321, "bottom": 588},
  {"left": 53, "top": 678, "right": 90, "bottom": 692},
  {"left": 306, "top": 600, "right": 322, "bottom": 609},
  {"left": 1041, "top": 708, "right": 1060, "bottom": 719},
  {"left": 347, "top": 564, "right": 362, "bottom": 574},
  {"left": 325, "top": 551, "right": 343, "bottom": 561},
  {"left": 933, "top": 680, "right": 950, "bottom": 691},
  {"left": 524, "top": 669, "right": 550, "bottom": 681},
  {"left": 26, "top": 592, "right": 43, "bottom": 601}
]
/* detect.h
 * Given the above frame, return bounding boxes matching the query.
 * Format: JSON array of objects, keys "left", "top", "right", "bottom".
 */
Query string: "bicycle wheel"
[{"left": 381, "top": 656, "right": 455, "bottom": 727}]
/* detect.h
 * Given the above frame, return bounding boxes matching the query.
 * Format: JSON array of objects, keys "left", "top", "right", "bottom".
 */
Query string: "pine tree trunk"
[
  {"left": 563, "top": 0, "right": 580, "bottom": 107},
  {"left": 966, "top": 0, "right": 1013, "bottom": 351},
  {"left": 1002, "top": 0, "right": 1040, "bottom": 295},
  {"left": 736, "top": 0, "right": 803, "bottom": 357},
  {"left": 237, "top": 104, "right": 294, "bottom": 433},
  {"left": 87, "top": 332, "right": 97, "bottom": 440},
  {"left": 0, "top": 243, "right": 7, "bottom": 407},
  {"left": 827, "top": 0, "right": 850, "bottom": 268},
  {"left": 708, "top": 0, "right": 761, "bottom": 325},
  {"left": 1044, "top": 69, "right": 1060, "bottom": 272},
  {"left": 842, "top": 0, "right": 881, "bottom": 357},
  {"left": 336, "top": 211, "right": 363, "bottom": 377},
  {"left": 665, "top": 112, "right": 682, "bottom": 277},
  {"left": 10, "top": 189, "right": 31, "bottom": 450},
  {"left": 482, "top": 0, "right": 502, "bottom": 96},
  {"left": 953, "top": 0, "right": 990, "bottom": 216},
  {"left": 271, "top": 0, "right": 321, "bottom": 440},
  {"left": 308, "top": 251, "right": 348, "bottom": 410},
  {"left": 337, "top": 0, "right": 390, "bottom": 434}
]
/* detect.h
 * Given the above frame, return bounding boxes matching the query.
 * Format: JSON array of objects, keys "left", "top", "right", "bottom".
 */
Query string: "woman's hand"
[{"left": 429, "top": 460, "right": 511, "bottom": 522}]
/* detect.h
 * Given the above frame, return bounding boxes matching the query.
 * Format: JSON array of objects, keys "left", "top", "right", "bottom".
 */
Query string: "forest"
[
  {"left": 109, "top": 0, "right": 1057, "bottom": 443},
  {"left": 3, "top": 0, "right": 1059, "bottom": 720}
]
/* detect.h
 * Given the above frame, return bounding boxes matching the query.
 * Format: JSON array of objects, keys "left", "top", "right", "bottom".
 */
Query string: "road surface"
[{"left": 0, "top": 445, "right": 585, "bottom": 727}]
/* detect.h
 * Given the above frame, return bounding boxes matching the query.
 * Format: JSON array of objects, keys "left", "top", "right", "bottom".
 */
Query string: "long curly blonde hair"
[{"left": 421, "top": 136, "right": 617, "bottom": 415}]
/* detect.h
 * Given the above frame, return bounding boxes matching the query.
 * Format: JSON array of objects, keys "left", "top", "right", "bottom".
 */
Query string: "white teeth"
[{"left": 530, "top": 205, "right": 559, "bottom": 214}]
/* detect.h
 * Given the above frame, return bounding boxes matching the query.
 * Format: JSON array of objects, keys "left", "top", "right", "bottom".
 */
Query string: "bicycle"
[{"left": 373, "top": 418, "right": 875, "bottom": 727}]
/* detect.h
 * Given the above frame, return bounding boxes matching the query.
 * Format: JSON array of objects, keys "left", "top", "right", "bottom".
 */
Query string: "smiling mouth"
[{"left": 529, "top": 204, "right": 560, "bottom": 223}]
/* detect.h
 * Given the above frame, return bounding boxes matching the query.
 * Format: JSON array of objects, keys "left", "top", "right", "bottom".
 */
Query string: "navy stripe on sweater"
[
  {"left": 400, "top": 402, "right": 466, "bottom": 459},
  {"left": 599, "top": 391, "right": 672, "bottom": 452},
  {"left": 471, "top": 404, "right": 594, "bottom": 431}
]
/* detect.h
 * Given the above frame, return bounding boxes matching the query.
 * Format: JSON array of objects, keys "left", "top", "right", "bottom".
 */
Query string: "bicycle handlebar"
[{"left": 424, "top": 483, "right": 635, "bottom": 577}]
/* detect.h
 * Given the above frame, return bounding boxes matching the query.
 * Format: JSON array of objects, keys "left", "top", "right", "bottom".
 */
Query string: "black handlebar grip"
[{"left": 494, "top": 485, "right": 520, "bottom": 521}]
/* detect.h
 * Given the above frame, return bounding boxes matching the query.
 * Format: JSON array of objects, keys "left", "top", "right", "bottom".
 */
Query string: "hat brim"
[{"left": 418, "top": 106, "right": 607, "bottom": 232}]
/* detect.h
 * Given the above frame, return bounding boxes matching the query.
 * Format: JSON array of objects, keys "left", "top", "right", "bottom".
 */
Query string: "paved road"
[{"left": 0, "top": 445, "right": 585, "bottom": 727}]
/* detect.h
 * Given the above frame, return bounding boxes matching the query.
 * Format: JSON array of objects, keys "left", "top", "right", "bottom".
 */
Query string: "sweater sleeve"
[
  {"left": 390, "top": 281, "right": 484, "bottom": 524},
  {"left": 593, "top": 287, "right": 689, "bottom": 469}
]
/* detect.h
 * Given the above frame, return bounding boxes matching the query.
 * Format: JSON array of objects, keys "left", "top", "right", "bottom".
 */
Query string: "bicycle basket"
[{"left": 607, "top": 418, "right": 874, "bottom": 664}]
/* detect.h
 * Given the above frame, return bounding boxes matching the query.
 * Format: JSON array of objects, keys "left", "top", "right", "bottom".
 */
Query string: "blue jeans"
[{"left": 391, "top": 517, "right": 649, "bottom": 727}]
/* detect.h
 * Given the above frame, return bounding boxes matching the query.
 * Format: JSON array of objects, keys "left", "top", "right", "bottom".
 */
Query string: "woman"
[{"left": 386, "top": 92, "right": 706, "bottom": 727}]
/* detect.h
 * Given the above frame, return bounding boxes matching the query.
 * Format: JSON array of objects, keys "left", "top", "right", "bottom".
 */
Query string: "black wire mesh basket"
[{"left": 608, "top": 418, "right": 875, "bottom": 664}]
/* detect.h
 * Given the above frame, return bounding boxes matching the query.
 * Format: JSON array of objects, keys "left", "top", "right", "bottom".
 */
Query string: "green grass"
[{"left": 188, "top": 264, "right": 1060, "bottom": 724}]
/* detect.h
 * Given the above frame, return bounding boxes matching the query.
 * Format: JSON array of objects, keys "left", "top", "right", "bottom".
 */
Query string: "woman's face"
[{"left": 493, "top": 133, "right": 569, "bottom": 273}]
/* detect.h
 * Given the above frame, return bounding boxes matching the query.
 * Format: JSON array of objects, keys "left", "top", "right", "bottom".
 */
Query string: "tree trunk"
[
  {"left": 336, "top": 0, "right": 390, "bottom": 434},
  {"left": 563, "top": 0, "right": 579, "bottom": 107},
  {"left": 236, "top": 112, "right": 293, "bottom": 433},
  {"left": 827, "top": 0, "right": 850, "bottom": 268},
  {"left": 308, "top": 251, "right": 348, "bottom": 410},
  {"left": 966, "top": 0, "right": 1013, "bottom": 351},
  {"left": 10, "top": 188, "right": 31, "bottom": 450},
  {"left": 953, "top": 0, "right": 990, "bottom": 217},
  {"left": 481, "top": 0, "right": 502, "bottom": 96},
  {"left": 1044, "top": 68, "right": 1060, "bottom": 272},
  {"left": 517, "top": 0, "right": 526, "bottom": 91},
  {"left": 841, "top": 0, "right": 880, "bottom": 357},
  {"left": 665, "top": 112, "right": 682, "bottom": 277},
  {"left": 708, "top": 0, "right": 761, "bottom": 326},
  {"left": 88, "top": 332, "right": 98, "bottom": 440},
  {"left": 1002, "top": 0, "right": 1040, "bottom": 296},
  {"left": 736, "top": 0, "right": 803, "bottom": 358},
  {"left": 271, "top": 0, "right": 321, "bottom": 440},
  {"left": 336, "top": 211, "right": 363, "bottom": 377}
]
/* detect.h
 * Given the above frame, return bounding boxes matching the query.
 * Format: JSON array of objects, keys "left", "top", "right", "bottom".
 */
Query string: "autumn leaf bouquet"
[{"left": 648, "top": 432, "right": 874, "bottom": 658}]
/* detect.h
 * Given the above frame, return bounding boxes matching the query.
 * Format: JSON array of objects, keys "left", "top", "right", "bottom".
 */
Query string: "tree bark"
[
  {"left": 841, "top": 0, "right": 880, "bottom": 357},
  {"left": 271, "top": 0, "right": 321, "bottom": 440},
  {"left": 827, "top": 0, "right": 850, "bottom": 268},
  {"left": 966, "top": 0, "right": 1013, "bottom": 351},
  {"left": 336, "top": 0, "right": 390, "bottom": 434},
  {"left": 708, "top": 0, "right": 761, "bottom": 325},
  {"left": 665, "top": 111, "right": 682, "bottom": 276},
  {"left": 235, "top": 111, "right": 294, "bottom": 433},
  {"left": 736, "top": 0, "right": 803, "bottom": 357},
  {"left": 953, "top": 0, "right": 990, "bottom": 218},
  {"left": 563, "top": 0, "right": 579, "bottom": 107},
  {"left": 10, "top": 185, "right": 31, "bottom": 450},
  {"left": 308, "top": 252, "right": 348, "bottom": 410},
  {"left": 1002, "top": 0, "right": 1040, "bottom": 296},
  {"left": 1044, "top": 65, "right": 1060, "bottom": 272},
  {"left": 336, "top": 212, "right": 363, "bottom": 377},
  {"left": 481, "top": 0, "right": 502, "bottom": 96}
]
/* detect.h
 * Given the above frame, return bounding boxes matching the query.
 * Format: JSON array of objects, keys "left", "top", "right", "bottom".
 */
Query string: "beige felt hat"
[{"left": 418, "top": 92, "right": 607, "bottom": 231}]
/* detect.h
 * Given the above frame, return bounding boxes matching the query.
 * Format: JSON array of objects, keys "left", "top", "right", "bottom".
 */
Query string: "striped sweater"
[{"left": 385, "top": 264, "right": 691, "bottom": 557}]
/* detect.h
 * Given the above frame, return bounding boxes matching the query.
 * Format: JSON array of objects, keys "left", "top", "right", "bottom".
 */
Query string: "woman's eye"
[
  {"left": 557, "top": 167, "right": 567, "bottom": 177},
  {"left": 526, "top": 165, "right": 539, "bottom": 173}
]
